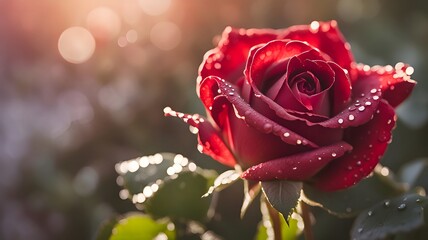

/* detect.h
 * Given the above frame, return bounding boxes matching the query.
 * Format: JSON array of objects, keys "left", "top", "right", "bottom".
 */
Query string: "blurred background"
[{"left": 0, "top": 0, "right": 427, "bottom": 239}]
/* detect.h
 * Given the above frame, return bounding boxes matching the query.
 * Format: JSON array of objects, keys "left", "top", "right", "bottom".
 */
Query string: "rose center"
[{"left": 289, "top": 71, "right": 320, "bottom": 96}]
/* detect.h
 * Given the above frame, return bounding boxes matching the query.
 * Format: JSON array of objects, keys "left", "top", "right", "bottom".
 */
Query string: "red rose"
[{"left": 165, "top": 21, "right": 415, "bottom": 191}]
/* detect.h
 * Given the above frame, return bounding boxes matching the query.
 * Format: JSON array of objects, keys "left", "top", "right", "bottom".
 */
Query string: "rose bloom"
[{"left": 166, "top": 21, "right": 415, "bottom": 191}]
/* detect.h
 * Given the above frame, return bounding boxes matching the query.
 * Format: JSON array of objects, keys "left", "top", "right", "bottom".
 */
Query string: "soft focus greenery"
[{"left": 1, "top": 0, "right": 428, "bottom": 239}]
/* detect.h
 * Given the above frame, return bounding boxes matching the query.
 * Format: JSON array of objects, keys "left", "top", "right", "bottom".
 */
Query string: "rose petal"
[
  {"left": 280, "top": 21, "right": 355, "bottom": 77},
  {"left": 198, "top": 27, "right": 278, "bottom": 90},
  {"left": 164, "top": 108, "right": 236, "bottom": 167},
  {"left": 245, "top": 40, "right": 326, "bottom": 91},
  {"left": 313, "top": 100, "right": 396, "bottom": 191},
  {"left": 354, "top": 63, "right": 416, "bottom": 108},
  {"left": 328, "top": 62, "right": 352, "bottom": 114},
  {"left": 318, "top": 86, "right": 382, "bottom": 129},
  {"left": 241, "top": 141, "right": 352, "bottom": 181},
  {"left": 201, "top": 76, "right": 319, "bottom": 148}
]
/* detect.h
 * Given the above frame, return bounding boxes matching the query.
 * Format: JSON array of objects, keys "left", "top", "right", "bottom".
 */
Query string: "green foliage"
[
  {"left": 109, "top": 214, "right": 175, "bottom": 240},
  {"left": 351, "top": 194, "right": 428, "bottom": 240},
  {"left": 303, "top": 169, "right": 404, "bottom": 217},
  {"left": 116, "top": 153, "right": 216, "bottom": 222},
  {"left": 261, "top": 181, "right": 303, "bottom": 222}
]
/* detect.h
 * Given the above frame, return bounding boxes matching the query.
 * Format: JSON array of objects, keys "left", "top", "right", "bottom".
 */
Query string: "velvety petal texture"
[{"left": 167, "top": 21, "right": 416, "bottom": 192}]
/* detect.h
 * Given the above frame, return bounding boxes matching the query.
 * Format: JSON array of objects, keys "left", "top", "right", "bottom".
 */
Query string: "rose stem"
[
  {"left": 266, "top": 201, "right": 282, "bottom": 240},
  {"left": 301, "top": 201, "right": 314, "bottom": 240}
]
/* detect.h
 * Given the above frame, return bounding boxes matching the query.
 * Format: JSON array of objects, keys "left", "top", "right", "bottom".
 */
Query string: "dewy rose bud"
[{"left": 165, "top": 21, "right": 416, "bottom": 191}]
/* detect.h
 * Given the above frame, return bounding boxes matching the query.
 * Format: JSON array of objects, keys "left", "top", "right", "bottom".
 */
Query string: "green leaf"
[
  {"left": 116, "top": 153, "right": 216, "bottom": 222},
  {"left": 303, "top": 169, "right": 404, "bottom": 217},
  {"left": 261, "top": 180, "right": 302, "bottom": 221},
  {"left": 144, "top": 171, "right": 214, "bottom": 221},
  {"left": 109, "top": 214, "right": 175, "bottom": 240},
  {"left": 202, "top": 169, "right": 240, "bottom": 198},
  {"left": 95, "top": 218, "right": 118, "bottom": 240},
  {"left": 255, "top": 197, "right": 299, "bottom": 240},
  {"left": 351, "top": 193, "right": 428, "bottom": 240},
  {"left": 254, "top": 216, "right": 299, "bottom": 240}
]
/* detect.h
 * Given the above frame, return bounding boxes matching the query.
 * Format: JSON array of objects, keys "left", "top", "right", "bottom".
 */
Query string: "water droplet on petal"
[
  {"left": 349, "top": 115, "right": 355, "bottom": 121},
  {"left": 370, "top": 88, "right": 377, "bottom": 94},
  {"left": 263, "top": 123, "right": 273, "bottom": 133},
  {"left": 397, "top": 203, "right": 407, "bottom": 211},
  {"left": 365, "top": 101, "right": 372, "bottom": 106},
  {"left": 284, "top": 132, "right": 290, "bottom": 137},
  {"left": 358, "top": 106, "right": 365, "bottom": 111},
  {"left": 292, "top": 167, "right": 297, "bottom": 170},
  {"left": 338, "top": 118, "right": 344, "bottom": 124},
  {"left": 367, "top": 211, "right": 373, "bottom": 216},
  {"left": 332, "top": 153, "right": 337, "bottom": 157},
  {"left": 296, "top": 140, "right": 302, "bottom": 145},
  {"left": 373, "top": 95, "right": 379, "bottom": 100}
]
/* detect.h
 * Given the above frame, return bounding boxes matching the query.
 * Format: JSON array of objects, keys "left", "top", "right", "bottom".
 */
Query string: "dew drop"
[
  {"left": 356, "top": 161, "right": 361, "bottom": 166},
  {"left": 387, "top": 119, "right": 392, "bottom": 124},
  {"left": 365, "top": 101, "right": 372, "bottom": 106},
  {"left": 284, "top": 132, "right": 290, "bottom": 137},
  {"left": 373, "top": 95, "right": 379, "bottom": 100},
  {"left": 292, "top": 167, "right": 297, "bottom": 170},
  {"left": 384, "top": 201, "right": 390, "bottom": 207},
  {"left": 367, "top": 211, "right": 373, "bottom": 216},
  {"left": 297, "top": 140, "right": 302, "bottom": 145},
  {"left": 214, "top": 62, "right": 221, "bottom": 69},
  {"left": 254, "top": 93, "right": 261, "bottom": 98},
  {"left": 332, "top": 153, "right": 337, "bottom": 157},
  {"left": 228, "top": 92, "right": 234, "bottom": 96},
  {"left": 349, "top": 115, "right": 355, "bottom": 121},
  {"left": 318, "top": 157, "right": 322, "bottom": 161},
  {"left": 370, "top": 88, "right": 377, "bottom": 94},
  {"left": 397, "top": 203, "right": 407, "bottom": 211},
  {"left": 348, "top": 106, "right": 356, "bottom": 111},
  {"left": 263, "top": 123, "right": 273, "bottom": 133},
  {"left": 358, "top": 106, "right": 365, "bottom": 111},
  {"left": 338, "top": 118, "right": 344, "bottom": 124}
]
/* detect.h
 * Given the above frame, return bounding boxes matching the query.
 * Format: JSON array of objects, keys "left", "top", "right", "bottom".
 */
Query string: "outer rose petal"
[
  {"left": 280, "top": 21, "right": 355, "bottom": 77},
  {"left": 198, "top": 27, "right": 278, "bottom": 91},
  {"left": 164, "top": 109, "right": 236, "bottom": 167},
  {"left": 313, "top": 100, "right": 396, "bottom": 191},
  {"left": 354, "top": 63, "right": 416, "bottom": 108},
  {"left": 241, "top": 141, "right": 352, "bottom": 181}
]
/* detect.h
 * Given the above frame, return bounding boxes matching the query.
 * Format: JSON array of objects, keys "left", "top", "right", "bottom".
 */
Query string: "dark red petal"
[
  {"left": 241, "top": 142, "right": 352, "bottom": 181},
  {"left": 318, "top": 86, "right": 382, "bottom": 129},
  {"left": 245, "top": 40, "right": 323, "bottom": 90},
  {"left": 198, "top": 27, "right": 278, "bottom": 90},
  {"left": 280, "top": 21, "right": 355, "bottom": 77},
  {"left": 354, "top": 63, "right": 416, "bottom": 108},
  {"left": 328, "top": 62, "right": 352, "bottom": 114},
  {"left": 204, "top": 76, "right": 319, "bottom": 148},
  {"left": 164, "top": 108, "right": 236, "bottom": 167},
  {"left": 313, "top": 100, "right": 396, "bottom": 191}
]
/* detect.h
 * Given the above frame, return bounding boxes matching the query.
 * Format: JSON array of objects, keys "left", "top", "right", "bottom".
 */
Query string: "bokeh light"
[
  {"left": 58, "top": 27, "right": 95, "bottom": 64},
  {"left": 138, "top": 0, "right": 171, "bottom": 16},
  {"left": 150, "top": 21, "right": 181, "bottom": 51},
  {"left": 86, "top": 7, "right": 121, "bottom": 40}
]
